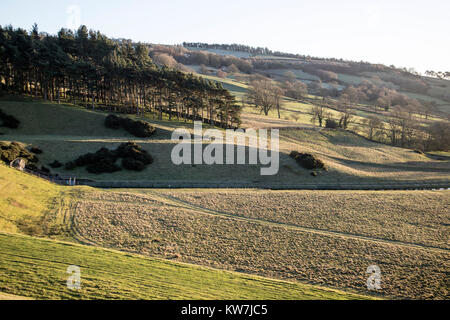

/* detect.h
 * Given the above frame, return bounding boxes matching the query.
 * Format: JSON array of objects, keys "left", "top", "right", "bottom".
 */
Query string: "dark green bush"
[
  {"left": 0, "top": 142, "right": 38, "bottom": 164},
  {"left": 122, "top": 157, "right": 146, "bottom": 171},
  {"left": 86, "top": 159, "right": 121, "bottom": 174},
  {"left": 290, "top": 151, "right": 326, "bottom": 170},
  {"left": 66, "top": 142, "right": 153, "bottom": 174},
  {"left": 122, "top": 118, "right": 156, "bottom": 138},
  {"left": 0, "top": 109, "right": 20, "bottom": 129},
  {"left": 325, "top": 119, "right": 339, "bottom": 129},
  {"left": 289, "top": 151, "right": 300, "bottom": 159},
  {"left": 30, "top": 147, "right": 43, "bottom": 154},
  {"left": 116, "top": 142, "right": 153, "bottom": 165},
  {"left": 104, "top": 114, "right": 156, "bottom": 138},
  {"left": 75, "top": 147, "right": 118, "bottom": 167},
  {"left": 105, "top": 115, "right": 122, "bottom": 129}
]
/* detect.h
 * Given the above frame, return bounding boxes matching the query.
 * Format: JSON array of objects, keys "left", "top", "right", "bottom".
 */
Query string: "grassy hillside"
[
  {"left": 1, "top": 156, "right": 448, "bottom": 299},
  {"left": 0, "top": 165, "right": 370, "bottom": 300},
  {"left": 185, "top": 47, "right": 450, "bottom": 114},
  {"left": 0, "top": 161, "right": 67, "bottom": 235},
  {"left": 0, "top": 232, "right": 369, "bottom": 300},
  {"left": 1, "top": 100, "right": 448, "bottom": 185}
]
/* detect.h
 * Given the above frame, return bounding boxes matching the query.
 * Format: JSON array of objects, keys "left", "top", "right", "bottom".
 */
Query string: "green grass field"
[
  {"left": 0, "top": 232, "right": 369, "bottom": 300},
  {"left": 0, "top": 160, "right": 68, "bottom": 235},
  {"left": 1, "top": 100, "right": 448, "bottom": 185}
]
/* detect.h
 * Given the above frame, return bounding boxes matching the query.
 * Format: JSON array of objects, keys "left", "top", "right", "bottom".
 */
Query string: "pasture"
[
  {"left": 0, "top": 165, "right": 371, "bottom": 300},
  {"left": 1, "top": 153, "right": 449, "bottom": 300},
  {"left": 1, "top": 232, "right": 369, "bottom": 300},
  {"left": 70, "top": 188, "right": 450, "bottom": 299},
  {"left": 1, "top": 100, "right": 448, "bottom": 186}
]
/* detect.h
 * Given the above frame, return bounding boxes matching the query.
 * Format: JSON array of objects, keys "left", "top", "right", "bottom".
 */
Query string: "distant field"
[
  {"left": 186, "top": 47, "right": 252, "bottom": 59},
  {"left": 1, "top": 100, "right": 449, "bottom": 185},
  {"left": 262, "top": 69, "right": 319, "bottom": 81},
  {"left": 152, "top": 189, "right": 450, "bottom": 250}
]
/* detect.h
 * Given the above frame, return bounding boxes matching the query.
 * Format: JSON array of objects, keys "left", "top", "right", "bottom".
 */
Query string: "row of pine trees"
[{"left": 0, "top": 24, "right": 242, "bottom": 128}]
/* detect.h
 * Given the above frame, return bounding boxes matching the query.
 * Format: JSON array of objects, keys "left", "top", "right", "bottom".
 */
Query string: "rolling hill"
[
  {"left": 1, "top": 99, "right": 449, "bottom": 187},
  {"left": 0, "top": 163, "right": 371, "bottom": 300}
]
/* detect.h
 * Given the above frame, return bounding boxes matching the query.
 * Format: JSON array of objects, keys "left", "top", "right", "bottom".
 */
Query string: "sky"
[{"left": 1, "top": 0, "right": 449, "bottom": 73}]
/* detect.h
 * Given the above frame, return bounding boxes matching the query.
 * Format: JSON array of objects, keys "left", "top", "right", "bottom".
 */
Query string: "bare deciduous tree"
[
  {"left": 245, "top": 79, "right": 284, "bottom": 118},
  {"left": 362, "top": 116, "right": 384, "bottom": 140},
  {"left": 311, "top": 105, "right": 325, "bottom": 127}
]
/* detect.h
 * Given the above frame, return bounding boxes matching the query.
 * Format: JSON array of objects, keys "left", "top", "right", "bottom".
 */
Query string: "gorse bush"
[
  {"left": 325, "top": 119, "right": 339, "bottom": 129},
  {"left": 123, "top": 119, "right": 157, "bottom": 138},
  {"left": 105, "top": 114, "right": 122, "bottom": 129},
  {"left": 122, "top": 157, "right": 146, "bottom": 171},
  {"left": 289, "top": 151, "right": 326, "bottom": 170},
  {"left": 0, "top": 142, "right": 38, "bottom": 164},
  {"left": 116, "top": 142, "right": 153, "bottom": 165},
  {"left": 86, "top": 158, "right": 121, "bottom": 174},
  {"left": 66, "top": 142, "right": 153, "bottom": 174},
  {"left": 30, "top": 147, "right": 43, "bottom": 154},
  {"left": 105, "top": 115, "right": 156, "bottom": 138},
  {"left": 0, "top": 109, "right": 20, "bottom": 129}
]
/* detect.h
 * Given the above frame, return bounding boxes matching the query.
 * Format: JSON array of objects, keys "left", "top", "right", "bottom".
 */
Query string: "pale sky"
[{"left": 1, "top": 0, "right": 449, "bottom": 73}]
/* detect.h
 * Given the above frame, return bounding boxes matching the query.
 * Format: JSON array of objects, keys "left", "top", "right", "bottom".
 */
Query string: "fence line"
[{"left": 22, "top": 168, "right": 77, "bottom": 186}]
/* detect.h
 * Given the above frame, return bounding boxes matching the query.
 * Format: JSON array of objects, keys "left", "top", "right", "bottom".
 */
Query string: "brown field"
[
  {"left": 70, "top": 189, "right": 450, "bottom": 299},
  {"left": 146, "top": 189, "right": 450, "bottom": 250}
]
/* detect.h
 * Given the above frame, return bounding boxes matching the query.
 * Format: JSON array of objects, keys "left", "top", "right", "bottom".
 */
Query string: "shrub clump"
[
  {"left": 116, "top": 142, "right": 153, "bottom": 165},
  {"left": 0, "top": 109, "right": 20, "bottom": 129},
  {"left": 66, "top": 142, "right": 153, "bottom": 174},
  {"left": 0, "top": 142, "right": 38, "bottom": 164},
  {"left": 325, "top": 119, "right": 339, "bottom": 129},
  {"left": 105, "top": 115, "right": 156, "bottom": 138},
  {"left": 105, "top": 114, "right": 122, "bottom": 129},
  {"left": 289, "top": 151, "right": 326, "bottom": 170},
  {"left": 122, "top": 157, "right": 146, "bottom": 171},
  {"left": 30, "top": 147, "right": 43, "bottom": 154}
]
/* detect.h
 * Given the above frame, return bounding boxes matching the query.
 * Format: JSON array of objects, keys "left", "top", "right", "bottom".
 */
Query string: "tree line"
[{"left": 0, "top": 24, "right": 242, "bottom": 128}]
